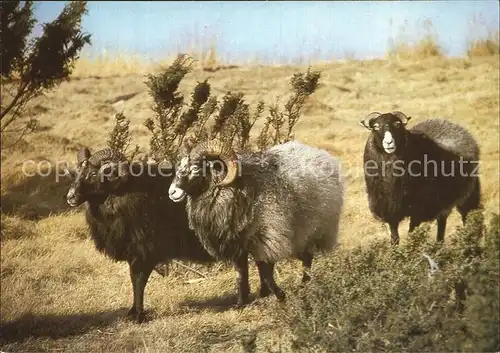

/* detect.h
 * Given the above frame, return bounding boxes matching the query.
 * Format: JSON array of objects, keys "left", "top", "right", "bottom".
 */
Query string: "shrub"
[
  {"left": 0, "top": 1, "right": 91, "bottom": 146},
  {"left": 106, "top": 112, "right": 139, "bottom": 159},
  {"left": 467, "top": 31, "right": 500, "bottom": 57},
  {"left": 278, "top": 211, "right": 499, "bottom": 352},
  {"left": 257, "top": 68, "right": 320, "bottom": 150},
  {"left": 387, "top": 19, "right": 444, "bottom": 60},
  {"left": 138, "top": 55, "right": 321, "bottom": 164}
]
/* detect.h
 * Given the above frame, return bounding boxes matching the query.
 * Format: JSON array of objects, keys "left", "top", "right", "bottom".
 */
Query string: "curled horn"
[
  {"left": 88, "top": 148, "right": 127, "bottom": 166},
  {"left": 391, "top": 111, "right": 411, "bottom": 125},
  {"left": 192, "top": 139, "right": 239, "bottom": 186},
  {"left": 77, "top": 147, "right": 91, "bottom": 165},
  {"left": 88, "top": 148, "right": 129, "bottom": 181},
  {"left": 359, "top": 112, "right": 382, "bottom": 129}
]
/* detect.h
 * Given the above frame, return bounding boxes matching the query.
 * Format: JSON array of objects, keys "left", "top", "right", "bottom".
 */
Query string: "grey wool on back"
[
  {"left": 186, "top": 140, "right": 344, "bottom": 264},
  {"left": 411, "top": 119, "right": 479, "bottom": 160}
]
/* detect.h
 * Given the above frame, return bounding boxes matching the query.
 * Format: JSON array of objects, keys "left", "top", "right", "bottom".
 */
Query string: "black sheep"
[
  {"left": 360, "top": 111, "right": 481, "bottom": 244},
  {"left": 65, "top": 147, "right": 265, "bottom": 322}
]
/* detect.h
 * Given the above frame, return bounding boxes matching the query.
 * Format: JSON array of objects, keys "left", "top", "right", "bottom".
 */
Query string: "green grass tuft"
[{"left": 277, "top": 211, "right": 499, "bottom": 352}]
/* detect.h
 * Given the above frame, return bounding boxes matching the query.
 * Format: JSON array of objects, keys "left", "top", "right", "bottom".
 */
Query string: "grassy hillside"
[{"left": 1, "top": 54, "right": 499, "bottom": 352}]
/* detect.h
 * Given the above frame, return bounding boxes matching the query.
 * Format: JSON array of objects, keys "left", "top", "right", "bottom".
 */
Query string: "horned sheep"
[
  {"left": 168, "top": 140, "right": 345, "bottom": 304},
  {"left": 360, "top": 111, "right": 481, "bottom": 244}
]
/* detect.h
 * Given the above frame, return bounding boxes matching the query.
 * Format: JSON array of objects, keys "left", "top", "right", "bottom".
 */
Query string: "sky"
[{"left": 33, "top": 1, "right": 499, "bottom": 64}]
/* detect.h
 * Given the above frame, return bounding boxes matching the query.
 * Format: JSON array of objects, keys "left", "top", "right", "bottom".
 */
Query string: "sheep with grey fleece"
[
  {"left": 65, "top": 147, "right": 268, "bottom": 322},
  {"left": 168, "top": 140, "right": 345, "bottom": 304},
  {"left": 360, "top": 111, "right": 481, "bottom": 245}
]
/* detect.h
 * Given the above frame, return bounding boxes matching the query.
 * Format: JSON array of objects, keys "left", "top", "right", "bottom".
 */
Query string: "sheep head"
[
  {"left": 360, "top": 111, "right": 411, "bottom": 155},
  {"left": 168, "top": 139, "right": 239, "bottom": 203},
  {"left": 66, "top": 147, "right": 130, "bottom": 207}
]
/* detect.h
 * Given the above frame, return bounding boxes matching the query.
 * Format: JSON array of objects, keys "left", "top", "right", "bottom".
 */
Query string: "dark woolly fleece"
[
  {"left": 84, "top": 163, "right": 214, "bottom": 264},
  {"left": 363, "top": 117, "right": 481, "bottom": 241}
]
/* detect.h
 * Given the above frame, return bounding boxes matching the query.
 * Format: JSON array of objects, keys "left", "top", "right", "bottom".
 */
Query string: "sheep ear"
[
  {"left": 77, "top": 147, "right": 91, "bottom": 165},
  {"left": 359, "top": 112, "right": 382, "bottom": 130},
  {"left": 359, "top": 120, "right": 370, "bottom": 129}
]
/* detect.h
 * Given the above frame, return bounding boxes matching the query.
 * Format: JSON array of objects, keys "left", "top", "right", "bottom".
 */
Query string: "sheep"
[
  {"left": 64, "top": 147, "right": 267, "bottom": 322},
  {"left": 167, "top": 139, "right": 345, "bottom": 304},
  {"left": 359, "top": 111, "right": 481, "bottom": 245}
]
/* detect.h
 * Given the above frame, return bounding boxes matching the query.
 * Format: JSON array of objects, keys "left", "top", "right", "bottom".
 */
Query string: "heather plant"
[
  {"left": 278, "top": 211, "right": 499, "bottom": 352},
  {"left": 106, "top": 112, "right": 139, "bottom": 160},
  {"left": 143, "top": 55, "right": 196, "bottom": 163},
  {"left": 141, "top": 55, "right": 320, "bottom": 164},
  {"left": 209, "top": 92, "right": 265, "bottom": 151},
  {"left": 257, "top": 67, "right": 321, "bottom": 150}
]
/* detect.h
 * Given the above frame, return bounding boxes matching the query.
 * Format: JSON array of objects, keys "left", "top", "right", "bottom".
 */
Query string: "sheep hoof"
[
  {"left": 127, "top": 307, "right": 136, "bottom": 317},
  {"left": 127, "top": 307, "right": 147, "bottom": 323},
  {"left": 135, "top": 312, "right": 147, "bottom": 323},
  {"left": 235, "top": 300, "right": 247, "bottom": 308},
  {"left": 275, "top": 289, "right": 287, "bottom": 303},
  {"left": 235, "top": 297, "right": 251, "bottom": 309},
  {"left": 259, "top": 286, "right": 272, "bottom": 298}
]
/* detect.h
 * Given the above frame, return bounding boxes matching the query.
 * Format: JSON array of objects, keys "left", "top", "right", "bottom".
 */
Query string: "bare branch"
[{"left": 172, "top": 260, "right": 208, "bottom": 279}]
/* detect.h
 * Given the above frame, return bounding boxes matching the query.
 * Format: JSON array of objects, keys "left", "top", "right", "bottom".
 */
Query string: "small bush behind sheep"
[{"left": 141, "top": 54, "right": 321, "bottom": 166}]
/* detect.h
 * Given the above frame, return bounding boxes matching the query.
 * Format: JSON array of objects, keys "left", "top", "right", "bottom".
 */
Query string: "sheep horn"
[
  {"left": 88, "top": 148, "right": 127, "bottom": 167},
  {"left": 391, "top": 111, "right": 411, "bottom": 125},
  {"left": 193, "top": 139, "right": 239, "bottom": 186},
  {"left": 359, "top": 112, "right": 382, "bottom": 129},
  {"left": 77, "top": 147, "right": 91, "bottom": 165}
]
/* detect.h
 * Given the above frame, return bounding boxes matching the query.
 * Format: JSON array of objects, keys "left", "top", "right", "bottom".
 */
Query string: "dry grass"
[
  {"left": 468, "top": 30, "right": 500, "bottom": 57},
  {"left": 387, "top": 19, "right": 444, "bottom": 61},
  {"left": 71, "top": 44, "right": 224, "bottom": 79},
  {"left": 387, "top": 36, "right": 443, "bottom": 61},
  {"left": 1, "top": 53, "right": 499, "bottom": 351},
  {"left": 71, "top": 52, "right": 162, "bottom": 78}
]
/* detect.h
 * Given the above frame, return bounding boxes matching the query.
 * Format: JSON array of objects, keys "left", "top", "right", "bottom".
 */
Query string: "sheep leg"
[
  {"left": 257, "top": 262, "right": 272, "bottom": 298},
  {"left": 233, "top": 253, "right": 250, "bottom": 307},
  {"left": 389, "top": 222, "right": 400, "bottom": 245},
  {"left": 298, "top": 251, "right": 313, "bottom": 283},
  {"left": 457, "top": 178, "right": 481, "bottom": 225},
  {"left": 256, "top": 261, "right": 286, "bottom": 302},
  {"left": 436, "top": 214, "right": 448, "bottom": 243},
  {"left": 128, "top": 259, "right": 154, "bottom": 323},
  {"left": 128, "top": 263, "right": 138, "bottom": 316}
]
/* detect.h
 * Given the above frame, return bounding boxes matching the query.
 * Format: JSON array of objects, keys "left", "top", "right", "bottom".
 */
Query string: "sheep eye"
[
  {"left": 372, "top": 123, "right": 380, "bottom": 130},
  {"left": 393, "top": 121, "right": 401, "bottom": 127},
  {"left": 190, "top": 165, "right": 200, "bottom": 174}
]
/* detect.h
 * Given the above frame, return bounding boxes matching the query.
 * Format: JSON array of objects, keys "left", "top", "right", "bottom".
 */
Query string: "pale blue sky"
[{"left": 34, "top": 1, "right": 499, "bottom": 63}]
